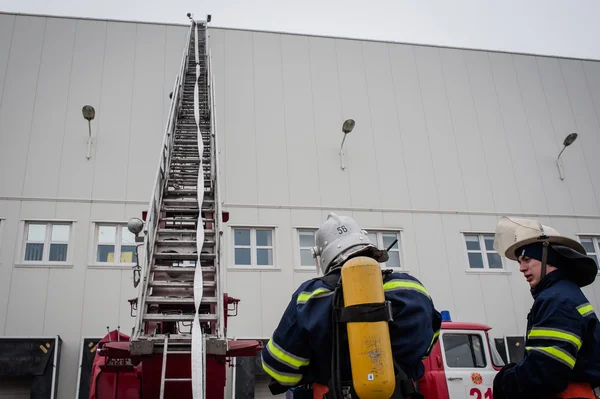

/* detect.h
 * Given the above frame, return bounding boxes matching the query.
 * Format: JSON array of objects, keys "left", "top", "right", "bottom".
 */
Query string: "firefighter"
[
  {"left": 492, "top": 216, "right": 600, "bottom": 399},
  {"left": 261, "top": 213, "right": 442, "bottom": 398}
]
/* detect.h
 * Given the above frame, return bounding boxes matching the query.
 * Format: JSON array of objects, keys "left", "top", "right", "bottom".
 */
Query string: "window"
[
  {"left": 443, "top": 333, "right": 487, "bottom": 368},
  {"left": 233, "top": 228, "right": 274, "bottom": 267},
  {"left": 464, "top": 233, "right": 502, "bottom": 269},
  {"left": 580, "top": 236, "right": 599, "bottom": 269},
  {"left": 95, "top": 224, "right": 137, "bottom": 264},
  {"left": 298, "top": 229, "right": 316, "bottom": 267},
  {"left": 23, "top": 222, "right": 71, "bottom": 263},
  {"left": 367, "top": 231, "right": 402, "bottom": 269}
]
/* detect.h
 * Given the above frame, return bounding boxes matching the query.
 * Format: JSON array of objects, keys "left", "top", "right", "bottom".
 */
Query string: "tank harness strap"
[{"left": 335, "top": 301, "right": 394, "bottom": 323}]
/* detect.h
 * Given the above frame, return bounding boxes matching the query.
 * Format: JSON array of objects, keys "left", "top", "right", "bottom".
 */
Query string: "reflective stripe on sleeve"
[
  {"left": 261, "top": 360, "right": 303, "bottom": 386},
  {"left": 383, "top": 280, "right": 430, "bottom": 299},
  {"left": 527, "top": 328, "right": 582, "bottom": 350},
  {"left": 297, "top": 288, "right": 333, "bottom": 304},
  {"left": 577, "top": 303, "right": 595, "bottom": 317},
  {"left": 526, "top": 346, "right": 576, "bottom": 369},
  {"left": 266, "top": 339, "right": 310, "bottom": 370}
]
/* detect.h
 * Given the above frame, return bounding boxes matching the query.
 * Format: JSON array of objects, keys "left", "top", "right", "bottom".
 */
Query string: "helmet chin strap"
[{"left": 540, "top": 241, "right": 549, "bottom": 281}]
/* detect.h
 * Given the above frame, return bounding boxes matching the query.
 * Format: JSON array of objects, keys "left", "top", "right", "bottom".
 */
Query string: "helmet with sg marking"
[{"left": 312, "top": 213, "right": 388, "bottom": 275}]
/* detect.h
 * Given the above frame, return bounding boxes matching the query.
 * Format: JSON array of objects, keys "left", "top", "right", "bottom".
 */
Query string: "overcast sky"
[{"left": 2, "top": 0, "right": 599, "bottom": 60}]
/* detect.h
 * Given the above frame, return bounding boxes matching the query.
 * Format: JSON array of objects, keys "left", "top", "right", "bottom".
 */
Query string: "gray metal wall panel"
[
  {"left": 415, "top": 46, "right": 468, "bottom": 212},
  {"left": 463, "top": 50, "right": 523, "bottom": 214},
  {"left": 335, "top": 39, "right": 382, "bottom": 210},
  {"left": 126, "top": 24, "right": 167, "bottom": 201},
  {"left": 80, "top": 269, "right": 122, "bottom": 337},
  {"left": 308, "top": 37, "right": 352, "bottom": 208},
  {"left": 223, "top": 30, "right": 258, "bottom": 205},
  {"left": 0, "top": 16, "right": 45, "bottom": 197},
  {"left": 439, "top": 214, "right": 487, "bottom": 324},
  {"left": 281, "top": 35, "right": 321, "bottom": 207},
  {"left": 537, "top": 57, "right": 600, "bottom": 216},
  {"left": 253, "top": 33, "right": 290, "bottom": 206},
  {"left": 208, "top": 28, "right": 228, "bottom": 205},
  {"left": 57, "top": 19, "right": 107, "bottom": 199},
  {"left": 0, "top": 201, "right": 20, "bottom": 334},
  {"left": 0, "top": 14, "right": 15, "bottom": 105},
  {"left": 412, "top": 214, "right": 456, "bottom": 312},
  {"left": 92, "top": 22, "right": 137, "bottom": 199},
  {"left": 387, "top": 44, "right": 439, "bottom": 210},
  {"left": 258, "top": 209, "right": 294, "bottom": 336},
  {"left": 362, "top": 41, "right": 411, "bottom": 210},
  {"left": 4, "top": 268, "right": 49, "bottom": 336},
  {"left": 439, "top": 48, "right": 496, "bottom": 213},
  {"left": 22, "top": 18, "right": 76, "bottom": 199},
  {"left": 512, "top": 55, "right": 576, "bottom": 214},
  {"left": 487, "top": 52, "right": 550, "bottom": 215},
  {"left": 163, "top": 25, "right": 190, "bottom": 134},
  {"left": 559, "top": 59, "right": 600, "bottom": 211}
]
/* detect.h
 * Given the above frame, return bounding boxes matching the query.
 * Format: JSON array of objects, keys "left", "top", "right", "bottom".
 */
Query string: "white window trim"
[
  {"left": 229, "top": 226, "right": 279, "bottom": 270},
  {"left": 17, "top": 220, "right": 75, "bottom": 267},
  {"left": 576, "top": 234, "right": 600, "bottom": 274},
  {"left": 294, "top": 227, "right": 319, "bottom": 271},
  {"left": 462, "top": 232, "right": 506, "bottom": 272},
  {"left": 365, "top": 228, "right": 405, "bottom": 271},
  {"left": 90, "top": 222, "right": 138, "bottom": 267}
]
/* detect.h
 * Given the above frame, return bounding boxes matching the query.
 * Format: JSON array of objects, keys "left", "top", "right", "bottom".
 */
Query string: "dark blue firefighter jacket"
[
  {"left": 501, "top": 270, "right": 600, "bottom": 398},
  {"left": 260, "top": 269, "right": 442, "bottom": 389}
]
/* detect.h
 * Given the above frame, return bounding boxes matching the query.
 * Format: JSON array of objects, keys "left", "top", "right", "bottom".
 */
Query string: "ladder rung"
[
  {"left": 154, "top": 253, "right": 216, "bottom": 260},
  {"left": 165, "top": 378, "right": 192, "bottom": 382},
  {"left": 152, "top": 266, "right": 215, "bottom": 273},
  {"left": 149, "top": 280, "right": 216, "bottom": 288},
  {"left": 146, "top": 296, "right": 217, "bottom": 304},
  {"left": 143, "top": 313, "right": 217, "bottom": 322}
]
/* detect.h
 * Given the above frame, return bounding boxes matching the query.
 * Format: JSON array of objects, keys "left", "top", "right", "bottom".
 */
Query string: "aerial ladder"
[{"left": 88, "top": 17, "right": 261, "bottom": 399}]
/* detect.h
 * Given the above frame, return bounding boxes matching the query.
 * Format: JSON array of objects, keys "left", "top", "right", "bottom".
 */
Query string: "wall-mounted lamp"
[
  {"left": 82, "top": 105, "right": 95, "bottom": 160},
  {"left": 339, "top": 119, "right": 355, "bottom": 170},
  {"left": 556, "top": 132, "right": 578, "bottom": 180}
]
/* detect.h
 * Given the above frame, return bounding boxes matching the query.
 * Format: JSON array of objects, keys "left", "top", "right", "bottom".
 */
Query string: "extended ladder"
[{"left": 128, "top": 18, "right": 226, "bottom": 397}]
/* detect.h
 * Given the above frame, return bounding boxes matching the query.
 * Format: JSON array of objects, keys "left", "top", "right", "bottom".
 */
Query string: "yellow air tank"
[{"left": 341, "top": 256, "right": 395, "bottom": 399}]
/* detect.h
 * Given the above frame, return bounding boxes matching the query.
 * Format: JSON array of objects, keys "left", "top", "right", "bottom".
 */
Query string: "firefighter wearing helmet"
[
  {"left": 261, "top": 213, "right": 442, "bottom": 399},
  {"left": 492, "top": 216, "right": 600, "bottom": 399}
]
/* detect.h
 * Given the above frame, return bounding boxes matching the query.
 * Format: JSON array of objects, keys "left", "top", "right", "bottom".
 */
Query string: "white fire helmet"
[{"left": 312, "top": 213, "right": 389, "bottom": 275}]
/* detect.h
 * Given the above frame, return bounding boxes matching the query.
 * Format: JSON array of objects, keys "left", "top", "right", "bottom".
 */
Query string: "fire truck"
[{"left": 86, "top": 16, "right": 503, "bottom": 399}]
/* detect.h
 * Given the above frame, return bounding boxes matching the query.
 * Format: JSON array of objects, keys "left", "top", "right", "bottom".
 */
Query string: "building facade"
[{"left": 0, "top": 11, "right": 599, "bottom": 398}]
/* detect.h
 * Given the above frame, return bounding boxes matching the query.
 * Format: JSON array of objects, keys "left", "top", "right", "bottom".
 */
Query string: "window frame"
[
  {"left": 230, "top": 226, "right": 277, "bottom": 270},
  {"left": 441, "top": 331, "right": 488, "bottom": 369},
  {"left": 21, "top": 221, "right": 73, "bottom": 265},
  {"left": 365, "top": 229, "right": 404, "bottom": 271},
  {"left": 91, "top": 222, "right": 138, "bottom": 267},
  {"left": 577, "top": 234, "right": 600, "bottom": 272},
  {"left": 295, "top": 227, "right": 318, "bottom": 270},
  {"left": 463, "top": 232, "right": 504, "bottom": 271}
]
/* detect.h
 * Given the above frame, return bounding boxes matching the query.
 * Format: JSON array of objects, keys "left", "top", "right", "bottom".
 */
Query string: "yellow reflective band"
[
  {"left": 578, "top": 303, "right": 594, "bottom": 317},
  {"left": 297, "top": 288, "right": 333, "bottom": 304},
  {"left": 429, "top": 329, "right": 441, "bottom": 350},
  {"left": 526, "top": 346, "right": 576, "bottom": 368},
  {"left": 383, "top": 280, "right": 430, "bottom": 298},
  {"left": 267, "top": 339, "right": 310, "bottom": 370},
  {"left": 423, "top": 329, "right": 441, "bottom": 358},
  {"left": 527, "top": 328, "right": 582, "bottom": 350},
  {"left": 261, "top": 361, "right": 303, "bottom": 386}
]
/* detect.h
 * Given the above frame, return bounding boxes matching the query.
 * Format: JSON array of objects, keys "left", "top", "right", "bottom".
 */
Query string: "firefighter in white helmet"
[
  {"left": 261, "top": 213, "right": 442, "bottom": 398},
  {"left": 492, "top": 216, "right": 600, "bottom": 399}
]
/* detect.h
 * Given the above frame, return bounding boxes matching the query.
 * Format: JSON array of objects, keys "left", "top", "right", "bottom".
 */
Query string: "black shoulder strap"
[{"left": 316, "top": 272, "right": 341, "bottom": 288}]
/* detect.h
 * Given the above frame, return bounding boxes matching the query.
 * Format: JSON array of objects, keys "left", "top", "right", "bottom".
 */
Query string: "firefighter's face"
[{"left": 517, "top": 256, "right": 557, "bottom": 288}]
